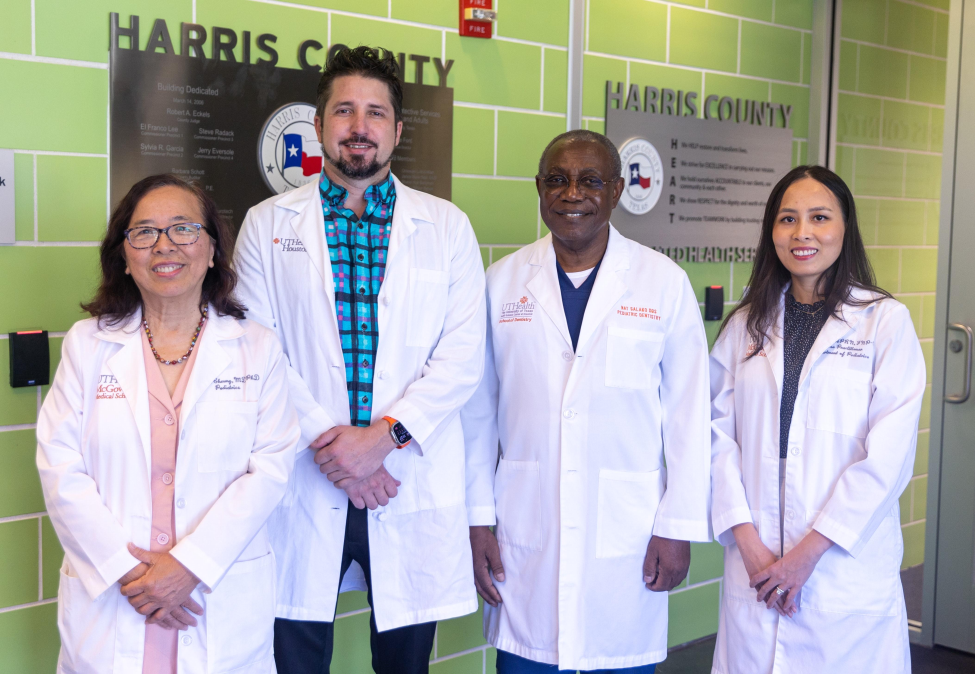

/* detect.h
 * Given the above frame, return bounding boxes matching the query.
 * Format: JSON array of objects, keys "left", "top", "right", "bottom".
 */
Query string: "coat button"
[
  {"left": 176, "top": 498, "right": 186, "bottom": 509},
  {"left": 790, "top": 446, "right": 800, "bottom": 457},
  {"left": 786, "top": 510, "right": 795, "bottom": 520},
  {"left": 563, "top": 410, "right": 573, "bottom": 419},
  {"left": 162, "top": 472, "right": 173, "bottom": 485},
  {"left": 562, "top": 351, "right": 572, "bottom": 361},
  {"left": 378, "top": 370, "right": 388, "bottom": 380},
  {"left": 164, "top": 414, "right": 175, "bottom": 426},
  {"left": 181, "top": 635, "right": 192, "bottom": 646},
  {"left": 378, "top": 512, "right": 388, "bottom": 522},
  {"left": 382, "top": 296, "right": 390, "bottom": 306},
  {"left": 156, "top": 533, "right": 170, "bottom": 545}
]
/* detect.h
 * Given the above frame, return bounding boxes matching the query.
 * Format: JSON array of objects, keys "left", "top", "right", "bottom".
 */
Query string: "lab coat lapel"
[
  {"left": 179, "top": 309, "right": 237, "bottom": 426},
  {"left": 575, "top": 226, "right": 629, "bottom": 353},
  {"left": 287, "top": 184, "right": 333, "bottom": 306},
  {"left": 99, "top": 315, "right": 152, "bottom": 479},
  {"left": 763, "top": 300, "right": 785, "bottom": 399},
  {"left": 385, "top": 175, "right": 419, "bottom": 272},
  {"left": 525, "top": 236, "right": 573, "bottom": 351}
]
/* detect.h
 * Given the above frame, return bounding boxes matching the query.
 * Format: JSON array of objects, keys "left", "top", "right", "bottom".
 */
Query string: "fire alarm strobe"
[
  {"left": 9, "top": 330, "right": 50, "bottom": 388},
  {"left": 460, "top": 0, "right": 496, "bottom": 39}
]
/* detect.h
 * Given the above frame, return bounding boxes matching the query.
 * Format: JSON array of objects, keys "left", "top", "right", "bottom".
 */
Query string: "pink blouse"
[{"left": 140, "top": 324, "right": 204, "bottom": 674}]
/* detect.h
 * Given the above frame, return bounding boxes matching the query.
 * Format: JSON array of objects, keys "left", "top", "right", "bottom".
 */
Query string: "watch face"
[{"left": 392, "top": 422, "right": 412, "bottom": 444}]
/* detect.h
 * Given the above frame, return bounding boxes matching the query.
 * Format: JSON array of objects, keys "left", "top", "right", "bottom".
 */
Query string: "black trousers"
[{"left": 273, "top": 502, "right": 437, "bottom": 674}]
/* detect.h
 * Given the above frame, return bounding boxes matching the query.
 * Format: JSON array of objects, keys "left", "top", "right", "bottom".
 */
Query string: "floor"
[{"left": 656, "top": 635, "right": 975, "bottom": 673}]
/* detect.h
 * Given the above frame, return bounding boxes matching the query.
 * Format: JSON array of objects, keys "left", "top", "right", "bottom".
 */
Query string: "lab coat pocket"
[
  {"left": 406, "top": 268, "right": 450, "bottom": 347},
  {"left": 57, "top": 567, "right": 117, "bottom": 672},
  {"left": 494, "top": 459, "right": 541, "bottom": 551},
  {"left": 196, "top": 401, "right": 259, "bottom": 473},
  {"left": 206, "top": 552, "right": 276, "bottom": 672},
  {"left": 807, "top": 367, "right": 872, "bottom": 439},
  {"left": 596, "top": 469, "right": 663, "bottom": 559},
  {"left": 605, "top": 326, "right": 664, "bottom": 389}
]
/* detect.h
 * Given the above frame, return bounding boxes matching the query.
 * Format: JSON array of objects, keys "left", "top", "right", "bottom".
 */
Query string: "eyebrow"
[
  {"left": 129, "top": 215, "right": 193, "bottom": 226},
  {"left": 331, "top": 99, "right": 390, "bottom": 111},
  {"left": 778, "top": 206, "right": 834, "bottom": 214},
  {"left": 544, "top": 166, "right": 606, "bottom": 177}
]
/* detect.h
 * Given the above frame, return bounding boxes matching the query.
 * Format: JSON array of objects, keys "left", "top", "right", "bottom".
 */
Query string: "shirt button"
[
  {"left": 156, "top": 533, "right": 170, "bottom": 545},
  {"left": 162, "top": 472, "right": 174, "bottom": 485},
  {"left": 164, "top": 414, "right": 175, "bottom": 426},
  {"left": 361, "top": 395, "right": 368, "bottom": 403},
  {"left": 362, "top": 359, "right": 369, "bottom": 367},
  {"left": 358, "top": 287, "right": 366, "bottom": 294},
  {"left": 357, "top": 254, "right": 364, "bottom": 261},
  {"left": 361, "top": 322, "right": 368, "bottom": 330},
  {"left": 181, "top": 635, "right": 192, "bottom": 646},
  {"left": 176, "top": 498, "right": 186, "bottom": 509},
  {"left": 563, "top": 410, "right": 573, "bottom": 419},
  {"left": 790, "top": 446, "right": 800, "bottom": 456},
  {"left": 562, "top": 351, "right": 572, "bottom": 361},
  {"left": 786, "top": 510, "right": 795, "bottom": 521}
]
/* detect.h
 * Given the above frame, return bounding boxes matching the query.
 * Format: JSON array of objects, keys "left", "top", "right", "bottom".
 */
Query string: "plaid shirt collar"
[{"left": 319, "top": 171, "right": 396, "bottom": 213}]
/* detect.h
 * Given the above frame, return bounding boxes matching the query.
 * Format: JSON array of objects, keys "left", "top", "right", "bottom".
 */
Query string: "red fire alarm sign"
[{"left": 460, "top": 0, "right": 496, "bottom": 39}]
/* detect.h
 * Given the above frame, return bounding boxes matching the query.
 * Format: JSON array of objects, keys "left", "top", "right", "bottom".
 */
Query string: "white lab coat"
[
  {"left": 463, "top": 227, "right": 713, "bottom": 670},
  {"left": 233, "top": 175, "right": 485, "bottom": 630},
  {"left": 709, "top": 289, "right": 924, "bottom": 674},
  {"left": 36, "top": 309, "right": 299, "bottom": 674}
]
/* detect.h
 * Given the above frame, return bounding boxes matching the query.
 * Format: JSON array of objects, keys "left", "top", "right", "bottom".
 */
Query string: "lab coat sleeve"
[
  {"left": 709, "top": 319, "right": 754, "bottom": 547},
  {"left": 813, "top": 302, "right": 925, "bottom": 557},
  {"left": 36, "top": 326, "right": 142, "bottom": 600},
  {"left": 461, "top": 289, "right": 499, "bottom": 526},
  {"left": 170, "top": 332, "right": 300, "bottom": 590},
  {"left": 385, "top": 212, "right": 487, "bottom": 449},
  {"left": 234, "top": 207, "right": 336, "bottom": 450},
  {"left": 652, "top": 272, "right": 713, "bottom": 542}
]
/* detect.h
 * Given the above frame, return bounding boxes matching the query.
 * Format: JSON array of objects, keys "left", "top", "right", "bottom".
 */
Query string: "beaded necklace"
[{"left": 143, "top": 305, "right": 208, "bottom": 365}]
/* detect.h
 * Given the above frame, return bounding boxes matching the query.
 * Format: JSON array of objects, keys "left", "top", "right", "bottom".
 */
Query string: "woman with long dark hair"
[
  {"left": 709, "top": 166, "right": 923, "bottom": 673},
  {"left": 37, "top": 174, "right": 299, "bottom": 672}
]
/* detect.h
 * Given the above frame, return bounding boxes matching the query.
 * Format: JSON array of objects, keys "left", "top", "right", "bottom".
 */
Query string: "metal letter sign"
[{"left": 605, "top": 81, "right": 793, "bottom": 261}]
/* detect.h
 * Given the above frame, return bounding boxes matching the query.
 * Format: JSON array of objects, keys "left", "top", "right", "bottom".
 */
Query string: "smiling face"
[
  {"left": 772, "top": 177, "right": 846, "bottom": 296},
  {"left": 536, "top": 138, "right": 625, "bottom": 254},
  {"left": 315, "top": 74, "right": 403, "bottom": 183},
  {"left": 123, "top": 185, "right": 214, "bottom": 307}
]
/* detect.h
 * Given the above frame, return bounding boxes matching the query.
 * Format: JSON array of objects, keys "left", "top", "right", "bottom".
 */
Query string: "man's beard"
[{"left": 323, "top": 135, "right": 392, "bottom": 180}]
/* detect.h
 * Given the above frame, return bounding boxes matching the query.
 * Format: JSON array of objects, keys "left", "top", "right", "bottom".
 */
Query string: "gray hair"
[{"left": 537, "top": 129, "right": 622, "bottom": 179}]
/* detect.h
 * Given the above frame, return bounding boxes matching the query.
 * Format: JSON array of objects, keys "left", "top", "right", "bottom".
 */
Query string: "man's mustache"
[{"left": 340, "top": 134, "right": 377, "bottom": 148}]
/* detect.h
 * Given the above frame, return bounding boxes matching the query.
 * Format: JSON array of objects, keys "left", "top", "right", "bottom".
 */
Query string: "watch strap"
[{"left": 382, "top": 416, "right": 411, "bottom": 448}]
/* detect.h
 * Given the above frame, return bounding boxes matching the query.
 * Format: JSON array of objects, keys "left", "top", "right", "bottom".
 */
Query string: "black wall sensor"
[
  {"left": 704, "top": 286, "right": 724, "bottom": 321},
  {"left": 9, "top": 330, "right": 50, "bottom": 388}
]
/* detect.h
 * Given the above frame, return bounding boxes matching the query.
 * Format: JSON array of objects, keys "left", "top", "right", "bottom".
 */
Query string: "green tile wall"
[
  {"left": 1, "top": 0, "right": 948, "bottom": 670},
  {"left": 836, "top": 0, "right": 948, "bottom": 572}
]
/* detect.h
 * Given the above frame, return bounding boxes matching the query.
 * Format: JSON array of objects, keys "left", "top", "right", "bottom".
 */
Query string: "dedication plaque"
[
  {"left": 606, "top": 102, "right": 793, "bottom": 258},
  {"left": 110, "top": 46, "right": 452, "bottom": 230}
]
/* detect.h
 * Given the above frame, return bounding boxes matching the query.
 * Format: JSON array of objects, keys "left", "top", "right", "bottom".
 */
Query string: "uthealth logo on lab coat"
[
  {"left": 96, "top": 374, "right": 126, "bottom": 400},
  {"left": 273, "top": 237, "right": 307, "bottom": 253},
  {"left": 499, "top": 296, "right": 534, "bottom": 324}
]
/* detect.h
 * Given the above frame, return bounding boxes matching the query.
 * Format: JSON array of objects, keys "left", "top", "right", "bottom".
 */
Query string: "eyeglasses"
[
  {"left": 539, "top": 175, "right": 609, "bottom": 194},
  {"left": 123, "top": 223, "right": 207, "bottom": 249}
]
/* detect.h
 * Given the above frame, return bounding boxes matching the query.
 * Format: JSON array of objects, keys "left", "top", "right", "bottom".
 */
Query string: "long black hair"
[
  {"left": 82, "top": 173, "right": 246, "bottom": 326},
  {"left": 721, "top": 165, "right": 890, "bottom": 354}
]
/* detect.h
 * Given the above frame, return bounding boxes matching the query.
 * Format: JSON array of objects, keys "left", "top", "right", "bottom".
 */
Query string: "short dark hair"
[
  {"left": 721, "top": 164, "right": 891, "bottom": 353},
  {"left": 316, "top": 46, "right": 403, "bottom": 124},
  {"left": 82, "top": 174, "right": 246, "bottom": 326},
  {"left": 537, "top": 129, "right": 623, "bottom": 179}
]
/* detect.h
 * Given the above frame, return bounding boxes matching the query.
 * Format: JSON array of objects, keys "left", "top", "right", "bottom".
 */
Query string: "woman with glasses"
[
  {"left": 709, "top": 166, "right": 924, "bottom": 673},
  {"left": 37, "top": 173, "right": 299, "bottom": 673}
]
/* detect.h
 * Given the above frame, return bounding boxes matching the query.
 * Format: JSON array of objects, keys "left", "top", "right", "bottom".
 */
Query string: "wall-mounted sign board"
[
  {"left": 109, "top": 15, "right": 453, "bottom": 230},
  {"left": 605, "top": 81, "right": 793, "bottom": 263}
]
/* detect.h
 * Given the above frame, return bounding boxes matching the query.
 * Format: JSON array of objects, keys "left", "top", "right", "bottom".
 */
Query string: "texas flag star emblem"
[{"left": 282, "top": 133, "right": 323, "bottom": 176}]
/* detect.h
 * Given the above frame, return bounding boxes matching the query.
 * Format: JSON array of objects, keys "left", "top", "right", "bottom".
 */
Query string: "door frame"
[{"left": 918, "top": 0, "right": 966, "bottom": 650}]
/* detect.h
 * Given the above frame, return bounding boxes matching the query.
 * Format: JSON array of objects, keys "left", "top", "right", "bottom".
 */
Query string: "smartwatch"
[{"left": 383, "top": 416, "right": 412, "bottom": 448}]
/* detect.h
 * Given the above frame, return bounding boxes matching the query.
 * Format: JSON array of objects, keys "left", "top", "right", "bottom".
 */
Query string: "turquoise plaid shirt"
[{"left": 319, "top": 171, "right": 396, "bottom": 427}]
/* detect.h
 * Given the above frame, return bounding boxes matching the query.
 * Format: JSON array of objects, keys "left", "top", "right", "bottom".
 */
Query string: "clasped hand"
[
  {"left": 312, "top": 423, "right": 401, "bottom": 509},
  {"left": 118, "top": 543, "right": 202, "bottom": 631}
]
